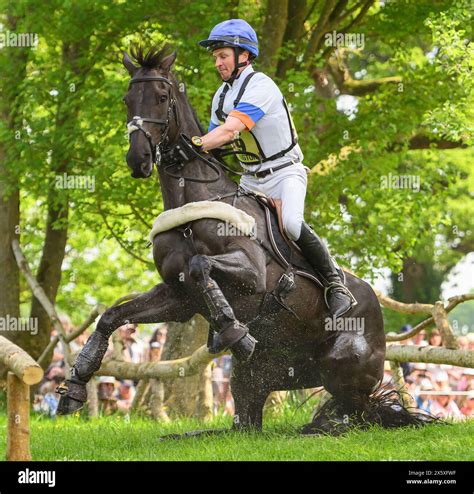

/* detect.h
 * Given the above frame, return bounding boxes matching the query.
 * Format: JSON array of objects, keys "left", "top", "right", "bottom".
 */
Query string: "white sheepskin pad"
[{"left": 149, "top": 200, "right": 256, "bottom": 242}]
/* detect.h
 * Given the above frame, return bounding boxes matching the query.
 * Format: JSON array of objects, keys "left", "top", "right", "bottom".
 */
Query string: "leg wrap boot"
[
  {"left": 57, "top": 331, "right": 109, "bottom": 415},
  {"left": 200, "top": 279, "right": 257, "bottom": 362}
]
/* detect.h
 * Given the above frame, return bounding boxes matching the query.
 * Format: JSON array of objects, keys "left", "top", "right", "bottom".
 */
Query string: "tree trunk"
[
  {"left": 0, "top": 158, "right": 20, "bottom": 333},
  {"left": 162, "top": 315, "right": 213, "bottom": 420},
  {"left": 0, "top": 13, "right": 28, "bottom": 347},
  {"left": 259, "top": 0, "right": 289, "bottom": 76},
  {"left": 227, "top": 0, "right": 239, "bottom": 18},
  {"left": 27, "top": 189, "right": 69, "bottom": 361},
  {"left": 149, "top": 379, "right": 171, "bottom": 422},
  {"left": 86, "top": 379, "right": 99, "bottom": 417},
  {"left": 390, "top": 256, "right": 444, "bottom": 305},
  {"left": 276, "top": 0, "right": 308, "bottom": 79}
]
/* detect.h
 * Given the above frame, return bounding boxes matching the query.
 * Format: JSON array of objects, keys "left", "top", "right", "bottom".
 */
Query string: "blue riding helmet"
[{"left": 199, "top": 19, "right": 259, "bottom": 59}]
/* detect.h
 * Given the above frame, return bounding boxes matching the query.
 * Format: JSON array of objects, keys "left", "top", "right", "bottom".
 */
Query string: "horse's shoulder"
[{"left": 344, "top": 271, "right": 378, "bottom": 297}]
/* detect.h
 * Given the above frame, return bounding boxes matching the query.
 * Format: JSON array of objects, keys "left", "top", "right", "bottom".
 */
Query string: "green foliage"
[
  {"left": 279, "top": 1, "right": 473, "bottom": 279},
  {"left": 1, "top": 0, "right": 472, "bottom": 325}
]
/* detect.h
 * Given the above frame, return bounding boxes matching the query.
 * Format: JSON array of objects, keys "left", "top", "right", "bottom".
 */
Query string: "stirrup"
[{"left": 323, "top": 281, "right": 358, "bottom": 313}]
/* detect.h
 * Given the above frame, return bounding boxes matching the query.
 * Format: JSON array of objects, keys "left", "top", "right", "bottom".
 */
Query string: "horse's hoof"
[
  {"left": 57, "top": 395, "right": 84, "bottom": 415},
  {"left": 230, "top": 333, "right": 257, "bottom": 362},
  {"left": 56, "top": 380, "right": 87, "bottom": 415}
]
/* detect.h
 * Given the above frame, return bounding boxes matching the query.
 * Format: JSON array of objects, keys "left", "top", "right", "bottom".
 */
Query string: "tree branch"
[
  {"left": 383, "top": 293, "right": 474, "bottom": 342},
  {"left": 386, "top": 345, "right": 474, "bottom": 368},
  {"left": 407, "top": 134, "right": 468, "bottom": 150},
  {"left": 340, "top": 0, "right": 374, "bottom": 32},
  {"left": 333, "top": 0, "right": 366, "bottom": 25},
  {"left": 304, "top": 0, "right": 338, "bottom": 65},
  {"left": 11, "top": 239, "right": 71, "bottom": 361},
  {"left": 68, "top": 344, "right": 226, "bottom": 380}
]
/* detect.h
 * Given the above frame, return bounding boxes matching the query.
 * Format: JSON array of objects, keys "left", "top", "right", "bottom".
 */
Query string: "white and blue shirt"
[{"left": 209, "top": 64, "right": 304, "bottom": 172}]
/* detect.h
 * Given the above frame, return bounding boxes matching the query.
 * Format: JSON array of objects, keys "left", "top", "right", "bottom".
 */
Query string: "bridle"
[
  {"left": 125, "top": 74, "right": 263, "bottom": 183},
  {"left": 126, "top": 75, "right": 179, "bottom": 167}
]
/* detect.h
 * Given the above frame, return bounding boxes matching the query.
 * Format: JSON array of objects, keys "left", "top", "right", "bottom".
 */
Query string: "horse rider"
[{"left": 192, "top": 19, "right": 353, "bottom": 317}]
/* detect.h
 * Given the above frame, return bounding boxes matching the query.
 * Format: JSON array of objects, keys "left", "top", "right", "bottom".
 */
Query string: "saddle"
[{"left": 251, "top": 194, "right": 345, "bottom": 289}]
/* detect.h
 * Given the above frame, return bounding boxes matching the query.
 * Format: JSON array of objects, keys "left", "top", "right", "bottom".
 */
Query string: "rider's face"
[{"left": 213, "top": 48, "right": 249, "bottom": 80}]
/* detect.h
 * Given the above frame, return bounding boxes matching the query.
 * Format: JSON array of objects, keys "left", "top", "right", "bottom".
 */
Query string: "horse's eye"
[{"left": 159, "top": 94, "right": 168, "bottom": 103}]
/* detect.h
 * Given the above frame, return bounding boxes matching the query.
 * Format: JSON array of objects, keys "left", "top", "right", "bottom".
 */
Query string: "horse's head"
[{"left": 122, "top": 46, "right": 177, "bottom": 178}]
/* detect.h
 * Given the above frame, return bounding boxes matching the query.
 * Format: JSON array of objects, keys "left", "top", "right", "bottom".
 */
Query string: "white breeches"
[{"left": 240, "top": 163, "right": 308, "bottom": 241}]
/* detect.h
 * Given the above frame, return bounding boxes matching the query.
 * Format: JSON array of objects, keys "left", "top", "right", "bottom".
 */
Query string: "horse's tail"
[{"left": 361, "top": 382, "right": 439, "bottom": 428}]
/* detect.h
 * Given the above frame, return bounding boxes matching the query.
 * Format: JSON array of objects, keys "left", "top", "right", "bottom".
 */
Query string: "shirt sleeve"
[
  {"left": 208, "top": 120, "right": 219, "bottom": 132},
  {"left": 228, "top": 76, "right": 275, "bottom": 130}
]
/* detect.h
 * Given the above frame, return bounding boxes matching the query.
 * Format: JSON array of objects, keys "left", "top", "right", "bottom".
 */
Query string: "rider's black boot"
[{"left": 295, "top": 222, "right": 353, "bottom": 317}]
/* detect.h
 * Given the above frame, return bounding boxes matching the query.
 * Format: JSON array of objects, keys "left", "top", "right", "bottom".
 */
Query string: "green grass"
[{"left": 1, "top": 410, "right": 473, "bottom": 461}]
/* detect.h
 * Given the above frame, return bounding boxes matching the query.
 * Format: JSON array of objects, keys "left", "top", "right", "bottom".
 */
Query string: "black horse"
[{"left": 57, "top": 46, "right": 431, "bottom": 434}]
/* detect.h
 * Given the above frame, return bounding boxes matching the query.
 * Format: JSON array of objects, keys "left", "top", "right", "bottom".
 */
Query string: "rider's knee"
[{"left": 283, "top": 217, "right": 304, "bottom": 241}]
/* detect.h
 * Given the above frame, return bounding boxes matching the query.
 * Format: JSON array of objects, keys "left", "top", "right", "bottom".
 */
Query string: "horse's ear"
[
  {"left": 159, "top": 51, "right": 177, "bottom": 73},
  {"left": 123, "top": 52, "right": 138, "bottom": 76}
]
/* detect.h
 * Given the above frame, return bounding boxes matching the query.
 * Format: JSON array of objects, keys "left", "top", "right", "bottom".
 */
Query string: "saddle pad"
[{"left": 149, "top": 201, "right": 256, "bottom": 241}]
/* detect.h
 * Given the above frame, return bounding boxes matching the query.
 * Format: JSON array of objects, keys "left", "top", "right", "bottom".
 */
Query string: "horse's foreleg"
[
  {"left": 188, "top": 253, "right": 259, "bottom": 362},
  {"left": 231, "top": 372, "right": 269, "bottom": 432},
  {"left": 57, "top": 283, "right": 193, "bottom": 415}
]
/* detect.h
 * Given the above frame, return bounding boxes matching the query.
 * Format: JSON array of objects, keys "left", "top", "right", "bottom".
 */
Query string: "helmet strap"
[{"left": 223, "top": 47, "right": 250, "bottom": 85}]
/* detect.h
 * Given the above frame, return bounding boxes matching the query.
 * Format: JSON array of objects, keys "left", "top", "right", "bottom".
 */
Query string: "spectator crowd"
[{"left": 383, "top": 327, "right": 474, "bottom": 420}]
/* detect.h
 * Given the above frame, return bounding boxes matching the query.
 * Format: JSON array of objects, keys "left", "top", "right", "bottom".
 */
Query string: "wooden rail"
[{"left": 0, "top": 336, "right": 44, "bottom": 461}]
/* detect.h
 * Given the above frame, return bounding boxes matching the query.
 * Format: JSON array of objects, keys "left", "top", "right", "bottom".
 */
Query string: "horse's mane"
[
  {"left": 129, "top": 43, "right": 205, "bottom": 134},
  {"left": 130, "top": 43, "right": 170, "bottom": 69}
]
